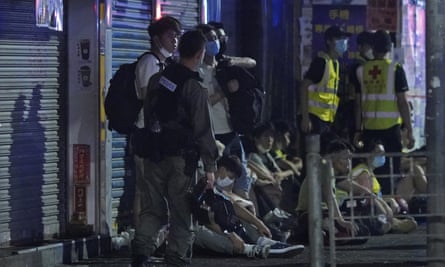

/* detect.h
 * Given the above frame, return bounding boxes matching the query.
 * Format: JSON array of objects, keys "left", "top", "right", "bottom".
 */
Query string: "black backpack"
[
  {"left": 104, "top": 52, "right": 162, "bottom": 135},
  {"left": 215, "top": 62, "right": 265, "bottom": 135}
]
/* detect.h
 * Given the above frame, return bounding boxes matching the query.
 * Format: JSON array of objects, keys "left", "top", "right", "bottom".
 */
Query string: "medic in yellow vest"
[
  {"left": 300, "top": 25, "right": 351, "bottom": 135},
  {"left": 354, "top": 30, "right": 414, "bottom": 150}
]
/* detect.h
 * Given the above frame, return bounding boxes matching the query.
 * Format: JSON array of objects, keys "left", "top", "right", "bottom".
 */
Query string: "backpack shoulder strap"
[{"left": 138, "top": 51, "right": 165, "bottom": 71}]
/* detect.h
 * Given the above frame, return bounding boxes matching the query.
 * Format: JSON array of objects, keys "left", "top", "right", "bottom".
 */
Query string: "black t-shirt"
[
  {"left": 304, "top": 57, "right": 327, "bottom": 84},
  {"left": 348, "top": 58, "right": 367, "bottom": 94}
]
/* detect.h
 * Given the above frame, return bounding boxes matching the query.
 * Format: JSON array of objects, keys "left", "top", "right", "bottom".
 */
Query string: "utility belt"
[{"left": 132, "top": 127, "right": 199, "bottom": 176}]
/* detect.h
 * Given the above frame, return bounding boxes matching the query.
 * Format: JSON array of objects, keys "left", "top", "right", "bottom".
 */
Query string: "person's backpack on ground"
[
  {"left": 104, "top": 52, "right": 161, "bottom": 135},
  {"left": 215, "top": 61, "right": 265, "bottom": 135}
]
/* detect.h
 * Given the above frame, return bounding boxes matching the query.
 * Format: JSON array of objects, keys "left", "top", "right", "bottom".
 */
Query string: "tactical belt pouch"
[{"left": 131, "top": 127, "right": 163, "bottom": 161}]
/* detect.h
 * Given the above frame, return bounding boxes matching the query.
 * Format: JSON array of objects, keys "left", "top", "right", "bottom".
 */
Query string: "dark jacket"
[{"left": 145, "top": 63, "right": 218, "bottom": 172}]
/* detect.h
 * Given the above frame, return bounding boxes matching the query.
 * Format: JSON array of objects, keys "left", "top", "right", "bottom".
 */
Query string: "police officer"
[
  {"left": 354, "top": 30, "right": 414, "bottom": 195},
  {"left": 132, "top": 30, "right": 219, "bottom": 267}
]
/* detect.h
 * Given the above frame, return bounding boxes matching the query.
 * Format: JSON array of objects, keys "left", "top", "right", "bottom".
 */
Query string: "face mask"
[
  {"left": 216, "top": 176, "right": 234, "bottom": 188},
  {"left": 364, "top": 49, "right": 374, "bottom": 60},
  {"left": 160, "top": 46, "right": 172, "bottom": 58},
  {"left": 205, "top": 40, "right": 220, "bottom": 57},
  {"left": 371, "top": 155, "right": 386, "bottom": 168},
  {"left": 335, "top": 39, "right": 348, "bottom": 55}
]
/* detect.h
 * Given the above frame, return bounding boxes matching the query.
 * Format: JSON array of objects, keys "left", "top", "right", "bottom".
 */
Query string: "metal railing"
[{"left": 306, "top": 134, "right": 445, "bottom": 267}]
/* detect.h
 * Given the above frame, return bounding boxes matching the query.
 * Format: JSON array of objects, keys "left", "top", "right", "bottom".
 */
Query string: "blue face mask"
[
  {"left": 335, "top": 39, "right": 348, "bottom": 55},
  {"left": 371, "top": 155, "right": 386, "bottom": 168},
  {"left": 205, "top": 40, "right": 220, "bottom": 57}
]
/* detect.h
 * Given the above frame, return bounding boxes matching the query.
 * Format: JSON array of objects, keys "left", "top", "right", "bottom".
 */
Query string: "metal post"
[
  {"left": 306, "top": 135, "right": 324, "bottom": 267},
  {"left": 426, "top": 1, "right": 445, "bottom": 266}
]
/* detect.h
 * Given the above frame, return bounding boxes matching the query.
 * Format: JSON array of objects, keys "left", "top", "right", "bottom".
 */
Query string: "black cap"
[
  {"left": 324, "top": 25, "right": 352, "bottom": 40},
  {"left": 356, "top": 31, "right": 373, "bottom": 46},
  {"left": 372, "top": 30, "right": 392, "bottom": 53}
]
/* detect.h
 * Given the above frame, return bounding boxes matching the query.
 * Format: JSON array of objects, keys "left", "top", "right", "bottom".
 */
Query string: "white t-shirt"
[
  {"left": 134, "top": 53, "right": 162, "bottom": 128},
  {"left": 199, "top": 63, "right": 232, "bottom": 135}
]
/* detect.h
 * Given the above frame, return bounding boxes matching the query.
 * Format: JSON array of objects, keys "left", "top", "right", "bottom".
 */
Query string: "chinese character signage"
[
  {"left": 312, "top": 5, "right": 367, "bottom": 62},
  {"left": 367, "top": 0, "right": 399, "bottom": 31},
  {"left": 73, "top": 144, "right": 90, "bottom": 184},
  {"left": 36, "top": 0, "right": 63, "bottom": 31}
]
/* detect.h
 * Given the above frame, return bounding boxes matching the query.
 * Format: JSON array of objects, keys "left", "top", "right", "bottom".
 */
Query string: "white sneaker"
[
  {"left": 256, "top": 236, "right": 276, "bottom": 246},
  {"left": 245, "top": 244, "right": 270, "bottom": 259}
]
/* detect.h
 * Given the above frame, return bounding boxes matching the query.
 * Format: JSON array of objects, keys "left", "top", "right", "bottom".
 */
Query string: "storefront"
[
  {"left": 107, "top": 0, "right": 203, "bottom": 235},
  {"left": 0, "top": 0, "right": 67, "bottom": 245}
]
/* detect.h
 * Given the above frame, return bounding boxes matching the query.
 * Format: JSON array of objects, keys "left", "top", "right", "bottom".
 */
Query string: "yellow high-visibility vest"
[
  {"left": 361, "top": 59, "right": 402, "bottom": 130},
  {"left": 308, "top": 52, "right": 340, "bottom": 123}
]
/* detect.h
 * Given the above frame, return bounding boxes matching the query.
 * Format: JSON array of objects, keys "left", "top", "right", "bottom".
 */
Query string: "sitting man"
[
  {"left": 245, "top": 122, "right": 297, "bottom": 242},
  {"left": 193, "top": 155, "right": 304, "bottom": 258},
  {"left": 293, "top": 139, "right": 360, "bottom": 244},
  {"left": 336, "top": 140, "right": 417, "bottom": 235}
]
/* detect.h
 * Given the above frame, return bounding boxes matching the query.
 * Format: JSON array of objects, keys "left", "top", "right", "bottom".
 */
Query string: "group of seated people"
[{"left": 151, "top": 121, "right": 428, "bottom": 259}]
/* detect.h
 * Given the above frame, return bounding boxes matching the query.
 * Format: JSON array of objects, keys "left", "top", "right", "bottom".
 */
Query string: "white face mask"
[
  {"left": 216, "top": 176, "right": 234, "bottom": 188},
  {"left": 364, "top": 49, "right": 374, "bottom": 60},
  {"left": 160, "top": 46, "right": 172, "bottom": 58}
]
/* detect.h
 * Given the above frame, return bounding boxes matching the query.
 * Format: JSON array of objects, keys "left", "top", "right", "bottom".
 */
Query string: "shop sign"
[
  {"left": 73, "top": 144, "right": 90, "bottom": 184},
  {"left": 367, "top": 0, "right": 399, "bottom": 31}
]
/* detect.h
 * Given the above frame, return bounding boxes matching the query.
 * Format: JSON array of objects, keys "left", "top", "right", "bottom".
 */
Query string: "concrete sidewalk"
[{"left": 0, "top": 226, "right": 427, "bottom": 267}]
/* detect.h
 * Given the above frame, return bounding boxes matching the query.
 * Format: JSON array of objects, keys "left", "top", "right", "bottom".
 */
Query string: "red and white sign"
[{"left": 73, "top": 144, "right": 90, "bottom": 184}]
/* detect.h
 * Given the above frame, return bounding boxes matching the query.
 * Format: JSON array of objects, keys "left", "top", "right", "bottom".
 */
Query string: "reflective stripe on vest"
[
  {"left": 308, "top": 52, "right": 340, "bottom": 123},
  {"left": 361, "top": 59, "right": 402, "bottom": 130}
]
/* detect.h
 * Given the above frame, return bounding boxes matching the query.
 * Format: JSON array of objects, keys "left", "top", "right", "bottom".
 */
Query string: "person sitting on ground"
[
  {"left": 393, "top": 156, "right": 428, "bottom": 221},
  {"left": 336, "top": 140, "right": 418, "bottom": 234},
  {"left": 193, "top": 155, "right": 304, "bottom": 258},
  {"left": 270, "top": 120, "right": 303, "bottom": 214},
  {"left": 246, "top": 122, "right": 297, "bottom": 242},
  {"left": 293, "top": 139, "right": 359, "bottom": 244}
]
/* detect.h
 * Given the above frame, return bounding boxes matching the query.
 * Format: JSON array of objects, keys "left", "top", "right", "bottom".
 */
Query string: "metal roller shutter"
[
  {"left": 110, "top": 0, "right": 201, "bottom": 232},
  {"left": 111, "top": 0, "right": 152, "bottom": 231},
  {"left": 159, "top": 0, "right": 201, "bottom": 30},
  {"left": 0, "top": 0, "right": 66, "bottom": 245}
]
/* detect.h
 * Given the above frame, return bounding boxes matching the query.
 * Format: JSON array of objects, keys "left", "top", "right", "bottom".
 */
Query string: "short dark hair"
[
  {"left": 217, "top": 155, "right": 242, "bottom": 178},
  {"left": 195, "top": 23, "right": 215, "bottom": 36},
  {"left": 324, "top": 25, "right": 352, "bottom": 41},
  {"left": 148, "top": 16, "right": 181, "bottom": 39},
  {"left": 208, "top": 21, "right": 224, "bottom": 30},
  {"left": 372, "top": 30, "right": 392, "bottom": 54},
  {"left": 273, "top": 120, "right": 291, "bottom": 136},
  {"left": 356, "top": 31, "right": 373, "bottom": 46},
  {"left": 324, "top": 139, "right": 353, "bottom": 156},
  {"left": 178, "top": 30, "right": 206, "bottom": 59},
  {"left": 252, "top": 122, "right": 275, "bottom": 138}
]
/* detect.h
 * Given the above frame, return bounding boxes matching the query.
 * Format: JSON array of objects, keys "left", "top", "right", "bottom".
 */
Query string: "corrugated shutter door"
[
  {"left": 160, "top": 0, "right": 201, "bottom": 30},
  {"left": 111, "top": 0, "right": 152, "bottom": 231},
  {"left": 110, "top": 0, "right": 201, "bottom": 232},
  {"left": 0, "top": 0, "right": 66, "bottom": 245}
]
